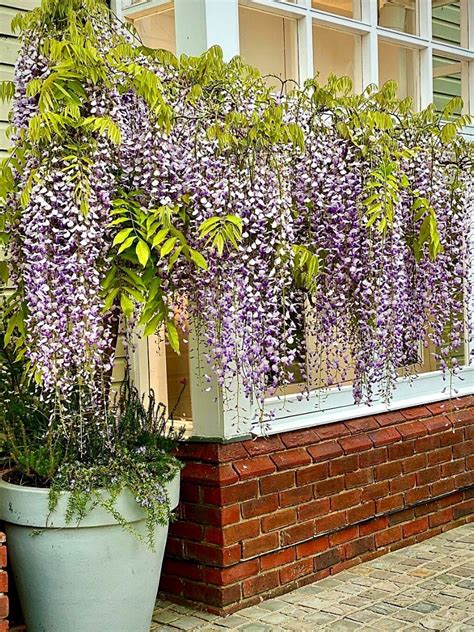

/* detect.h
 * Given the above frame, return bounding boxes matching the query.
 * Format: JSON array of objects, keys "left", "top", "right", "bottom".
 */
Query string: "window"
[
  {"left": 239, "top": 7, "right": 298, "bottom": 88},
  {"left": 378, "top": 0, "right": 417, "bottom": 35},
  {"left": 379, "top": 40, "right": 418, "bottom": 102},
  {"left": 433, "top": 55, "right": 464, "bottom": 113},
  {"left": 432, "top": 1, "right": 464, "bottom": 47},
  {"left": 128, "top": 7, "right": 176, "bottom": 52},
  {"left": 125, "top": 5, "right": 192, "bottom": 428},
  {"left": 313, "top": 25, "right": 361, "bottom": 88},
  {"left": 312, "top": 0, "right": 359, "bottom": 19},
  {"left": 123, "top": 0, "right": 474, "bottom": 438}
]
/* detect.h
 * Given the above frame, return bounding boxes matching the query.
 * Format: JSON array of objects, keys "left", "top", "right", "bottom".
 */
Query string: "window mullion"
[
  {"left": 420, "top": 45, "right": 433, "bottom": 110},
  {"left": 297, "top": 13, "right": 314, "bottom": 83},
  {"left": 360, "top": 0, "right": 377, "bottom": 88},
  {"left": 361, "top": 29, "right": 378, "bottom": 88},
  {"left": 418, "top": 0, "right": 432, "bottom": 41}
]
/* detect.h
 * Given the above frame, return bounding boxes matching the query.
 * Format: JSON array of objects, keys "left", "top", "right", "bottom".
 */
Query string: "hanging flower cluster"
[{"left": 1, "top": 0, "right": 472, "bottom": 425}]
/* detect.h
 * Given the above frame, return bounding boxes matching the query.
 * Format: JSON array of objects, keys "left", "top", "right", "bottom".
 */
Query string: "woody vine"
[{"left": 1, "top": 0, "right": 473, "bottom": 432}]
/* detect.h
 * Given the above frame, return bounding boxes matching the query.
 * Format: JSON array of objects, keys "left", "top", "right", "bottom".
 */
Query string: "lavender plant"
[{"left": 0, "top": 0, "right": 472, "bottom": 527}]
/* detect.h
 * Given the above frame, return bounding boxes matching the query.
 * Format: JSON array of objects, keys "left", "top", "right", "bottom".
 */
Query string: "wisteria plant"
[{"left": 0, "top": 0, "right": 473, "bottom": 532}]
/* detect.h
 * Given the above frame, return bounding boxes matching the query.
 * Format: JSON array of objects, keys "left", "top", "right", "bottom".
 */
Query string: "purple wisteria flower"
[{"left": 5, "top": 7, "right": 472, "bottom": 425}]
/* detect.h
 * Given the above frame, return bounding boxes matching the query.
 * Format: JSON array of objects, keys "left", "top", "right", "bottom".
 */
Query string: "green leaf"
[
  {"left": 102, "top": 266, "right": 116, "bottom": 291},
  {"left": 118, "top": 236, "right": 136, "bottom": 254},
  {"left": 136, "top": 239, "right": 150, "bottom": 267},
  {"left": 199, "top": 216, "right": 221, "bottom": 236},
  {"left": 161, "top": 237, "right": 177, "bottom": 257},
  {"left": 143, "top": 314, "right": 162, "bottom": 337},
  {"left": 109, "top": 217, "right": 129, "bottom": 226},
  {"left": 102, "top": 287, "right": 120, "bottom": 312},
  {"left": 122, "top": 267, "right": 146, "bottom": 289},
  {"left": 4, "top": 311, "right": 23, "bottom": 346},
  {"left": 440, "top": 122, "right": 457, "bottom": 144},
  {"left": 442, "top": 96, "right": 463, "bottom": 120},
  {"left": 166, "top": 320, "right": 180, "bottom": 354},
  {"left": 189, "top": 249, "right": 208, "bottom": 270},
  {"left": 0, "top": 261, "right": 8, "bottom": 284},
  {"left": 120, "top": 293, "right": 134, "bottom": 319},
  {"left": 125, "top": 287, "right": 145, "bottom": 303},
  {"left": 113, "top": 227, "right": 133, "bottom": 246},
  {"left": 152, "top": 228, "right": 169, "bottom": 247},
  {"left": 0, "top": 81, "right": 15, "bottom": 102},
  {"left": 225, "top": 215, "right": 243, "bottom": 229}
]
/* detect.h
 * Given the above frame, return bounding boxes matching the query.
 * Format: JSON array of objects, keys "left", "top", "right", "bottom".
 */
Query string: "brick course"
[{"left": 160, "top": 397, "right": 474, "bottom": 614}]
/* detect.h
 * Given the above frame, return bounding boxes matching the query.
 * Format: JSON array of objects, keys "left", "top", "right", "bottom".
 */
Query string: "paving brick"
[{"left": 158, "top": 520, "right": 474, "bottom": 621}]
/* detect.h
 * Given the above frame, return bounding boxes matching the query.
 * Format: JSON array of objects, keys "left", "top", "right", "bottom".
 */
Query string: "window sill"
[{"left": 252, "top": 366, "right": 474, "bottom": 436}]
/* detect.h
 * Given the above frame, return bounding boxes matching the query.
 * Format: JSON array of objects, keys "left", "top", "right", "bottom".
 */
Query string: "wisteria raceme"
[
  {"left": 15, "top": 147, "right": 114, "bottom": 394},
  {"left": 4, "top": 0, "right": 473, "bottom": 428}
]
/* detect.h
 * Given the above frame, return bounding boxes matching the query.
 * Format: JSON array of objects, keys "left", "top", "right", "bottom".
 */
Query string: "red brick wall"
[
  {"left": 0, "top": 533, "right": 8, "bottom": 632},
  {"left": 160, "top": 397, "right": 474, "bottom": 614}
]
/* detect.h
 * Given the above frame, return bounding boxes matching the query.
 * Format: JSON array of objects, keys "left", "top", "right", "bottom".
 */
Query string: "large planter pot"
[{"left": 0, "top": 471, "right": 180, "bottom": 632}]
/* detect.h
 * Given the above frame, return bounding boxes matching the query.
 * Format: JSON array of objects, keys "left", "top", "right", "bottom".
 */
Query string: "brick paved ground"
[{"left": 151, "top": 522, "right": 474, "bottom": 631}]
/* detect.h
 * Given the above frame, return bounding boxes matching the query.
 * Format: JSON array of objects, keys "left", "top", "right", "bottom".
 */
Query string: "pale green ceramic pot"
[{"left": 0, "top": 471, "right": 180, "bottom": 632}]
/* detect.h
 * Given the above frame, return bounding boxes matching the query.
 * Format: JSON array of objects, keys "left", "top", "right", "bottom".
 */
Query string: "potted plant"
[{"left": 0, "top": 333, "right": 183, "bottom": 632}]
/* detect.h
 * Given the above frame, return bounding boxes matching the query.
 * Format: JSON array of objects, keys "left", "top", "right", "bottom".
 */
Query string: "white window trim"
[{"left": 255, "top": 366, "right": 474, "bottom": 436}]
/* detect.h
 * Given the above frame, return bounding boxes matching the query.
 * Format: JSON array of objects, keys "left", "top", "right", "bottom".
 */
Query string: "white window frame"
[{"left": 123, "top": 0, "right": 474, "bottom": 439}]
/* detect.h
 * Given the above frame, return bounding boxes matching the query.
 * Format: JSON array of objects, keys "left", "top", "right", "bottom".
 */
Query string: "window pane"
[
  {"left": 433, "top": 55, "right": 463, "bottom": 113},
  {"left": 378, "top": 41, "right": 417, "bottom": 103},
  {"left": 165, "top": 326, "right": 192, "bottom": 423},
  {"left": 432, "top": 1, "right": 463, "bottom": 47},
  {"left": 130, "top": 10, "right": 176, "bottom": 53},
  {"left": 378, "top": 0, "right": 417, "bottom": 35},
  {"left": 313, "top": 25, "right": 360, "bottom": 88},
  {"left": 239, "top": 8, "right": 299, "bottom": 88},
  {"left": 312, "top": 1, "right": 359, "bottom": 19}
]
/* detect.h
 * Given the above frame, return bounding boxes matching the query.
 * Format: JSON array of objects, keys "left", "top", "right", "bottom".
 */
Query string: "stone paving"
[{"left": 151, "top": 522, "right": 474, "bottom": 631}]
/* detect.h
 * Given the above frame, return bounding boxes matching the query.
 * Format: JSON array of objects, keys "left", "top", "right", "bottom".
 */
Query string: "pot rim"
[{"left": 0, "top": 470, "right": 180, "bottom": 528}]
